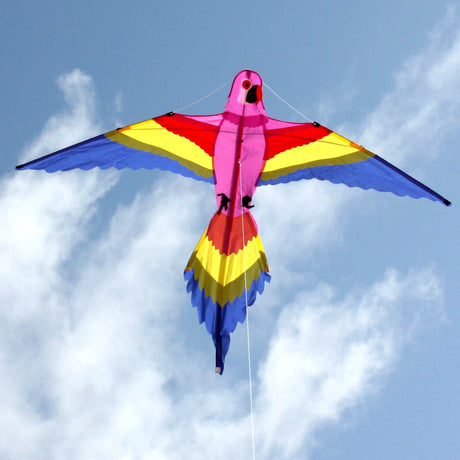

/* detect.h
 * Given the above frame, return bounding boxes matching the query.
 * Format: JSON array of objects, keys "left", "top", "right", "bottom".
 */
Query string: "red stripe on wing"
[
  {"left": 265, "top": 123, "right": 332, "bottom": 160},
  {"left": 155, "top": 113, "right": 220, "bottom": 157}
]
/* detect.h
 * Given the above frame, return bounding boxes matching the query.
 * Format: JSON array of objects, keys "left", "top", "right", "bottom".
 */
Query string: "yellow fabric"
[
  {"left": 261, "top": 132, "right": 374, "bottom": 181},
  {"left": 106, "top": 119, "right": 214, "bottom": 178},
  {"left": 191, "top": 231, "right": 267, "bottom": 286}
]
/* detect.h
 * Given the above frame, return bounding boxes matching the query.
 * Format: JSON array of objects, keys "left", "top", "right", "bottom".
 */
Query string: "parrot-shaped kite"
[{"left": 17, "top": 70, "right": 450, "bottom": 373}]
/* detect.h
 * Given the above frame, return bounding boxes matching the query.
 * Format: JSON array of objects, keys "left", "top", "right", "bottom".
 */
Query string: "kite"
[{"left": 16, "top": 70, "right": 451, "bottom": 373}]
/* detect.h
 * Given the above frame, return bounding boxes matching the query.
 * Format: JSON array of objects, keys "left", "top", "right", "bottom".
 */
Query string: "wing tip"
[{"left": 443, "top": 198, "right": 452, "bottom": 206}]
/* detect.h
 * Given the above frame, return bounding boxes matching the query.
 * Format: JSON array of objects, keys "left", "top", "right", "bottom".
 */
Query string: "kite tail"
[{"left": 184, "top": 211, "right": 270, "bottom": 374}]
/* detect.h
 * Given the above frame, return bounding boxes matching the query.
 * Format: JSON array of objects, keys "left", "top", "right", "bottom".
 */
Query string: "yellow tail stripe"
[
  {"left": 186, "top": 253, "right": 268, "bottom": 306},
  {"left": 191, "top": 233, "right": 268, "bottom": 286}
]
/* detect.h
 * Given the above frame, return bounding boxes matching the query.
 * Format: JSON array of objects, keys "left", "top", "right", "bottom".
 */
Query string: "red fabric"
[
  {"left": 206, "top": 213, "right": 258, "bottom": 255},
  {"left": 265, "top": 123, "right": 331, "bottom": 160},
  {"left": 155, "top": 113, "right": 219, "bottom": 157}
]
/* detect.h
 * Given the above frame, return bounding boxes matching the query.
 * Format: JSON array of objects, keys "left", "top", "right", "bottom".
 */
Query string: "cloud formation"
[
  {"left": 255, "top": 268, "right": 442, "bottom": 459},
  {"left": 358, "top": 8, "right": 460, "bottom": 165}
]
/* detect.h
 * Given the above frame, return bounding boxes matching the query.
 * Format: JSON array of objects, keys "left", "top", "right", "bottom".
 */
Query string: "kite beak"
[{"left": 246, "top": 84, "right": 262, "bottom": 103}]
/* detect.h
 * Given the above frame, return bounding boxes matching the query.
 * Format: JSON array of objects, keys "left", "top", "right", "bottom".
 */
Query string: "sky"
[{"left": 1, "top": 2, "right": 459, "bottom": 459}]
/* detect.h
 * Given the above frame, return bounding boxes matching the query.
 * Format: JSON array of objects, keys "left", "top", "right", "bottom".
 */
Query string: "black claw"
[
  {"left": 217, "top": 193, "right": 231, "bottom": 214},
  {"left": 242, "top": 196, "right": 254, "bottom": 209}
]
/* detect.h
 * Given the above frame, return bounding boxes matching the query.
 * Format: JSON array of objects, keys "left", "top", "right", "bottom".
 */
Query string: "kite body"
[
  {"left": 186, "top": 71, "right": 270, "bottom": 372},
  {"left": 16, "top": 70, "right": 450, "bottom": 373}
]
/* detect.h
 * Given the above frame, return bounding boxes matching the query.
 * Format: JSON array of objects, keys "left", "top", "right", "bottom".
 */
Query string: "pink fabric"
[{"left": 214, "top": 70, "right": 267, "bottom": 217}]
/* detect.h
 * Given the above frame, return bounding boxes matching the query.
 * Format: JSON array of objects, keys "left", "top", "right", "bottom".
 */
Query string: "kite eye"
[{"left": 242, "top": 79, "right": 251, "bottom": 89}]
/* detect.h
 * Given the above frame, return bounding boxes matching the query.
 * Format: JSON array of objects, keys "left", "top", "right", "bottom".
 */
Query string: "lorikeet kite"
[{"left": 17, "top": 70, "right": 450, "bottom": 373}]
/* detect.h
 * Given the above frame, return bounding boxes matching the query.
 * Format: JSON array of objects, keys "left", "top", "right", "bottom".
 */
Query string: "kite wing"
[
  {"left": 259, "top": 118, "right": 451, "bottom": 206},
  {"left": 16, "top": 113, "right": 223, "bottom": 184}
]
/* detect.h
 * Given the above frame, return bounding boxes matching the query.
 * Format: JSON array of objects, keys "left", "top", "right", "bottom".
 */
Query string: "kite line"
[
  {"left": 173, "top": 80, "right": 228, "bottom": 113},
  {"left": 264, "top": 81, "right": 314, "bottom": 122},
  {"left": 238, "top": 159, "right": 256, "bottom": 460}
]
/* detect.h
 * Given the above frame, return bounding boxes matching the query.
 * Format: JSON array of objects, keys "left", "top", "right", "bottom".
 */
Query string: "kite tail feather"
[{"left": 184, "top": 211, "right": 270, "bottom": 373}]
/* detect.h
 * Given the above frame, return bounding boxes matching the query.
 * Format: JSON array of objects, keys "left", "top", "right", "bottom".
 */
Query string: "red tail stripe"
[{"left": 206, "top": 213, "right": 258, "bottom": 255}]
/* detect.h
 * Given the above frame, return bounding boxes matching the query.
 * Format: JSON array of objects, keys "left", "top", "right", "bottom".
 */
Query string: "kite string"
[
  {"left": 263, "top": 81, "right": 314, "bottom": 122},
  {"left": 238, "top": 160, "right": 256, "bottom": 460},
  {"left": 173, "top": 80, "right": 228, "bottom": 113}
]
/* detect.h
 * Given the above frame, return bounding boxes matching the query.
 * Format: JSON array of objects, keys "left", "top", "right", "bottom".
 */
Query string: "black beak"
[{"left": 246, "top": 85, "right": 260, "bottom": 103}]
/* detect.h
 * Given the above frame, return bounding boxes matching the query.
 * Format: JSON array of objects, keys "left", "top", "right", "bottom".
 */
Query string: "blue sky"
[{"left": 1, "top": 2, "right": 459, "bottom": 459}]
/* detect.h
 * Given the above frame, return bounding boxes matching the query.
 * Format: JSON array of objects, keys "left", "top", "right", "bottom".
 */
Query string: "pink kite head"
[{"left": 225, "top": 70, "right": 266, "bottom": 116}]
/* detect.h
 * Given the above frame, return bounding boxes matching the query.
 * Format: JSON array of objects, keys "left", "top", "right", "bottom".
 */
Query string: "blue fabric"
[
  {"left": 258, "top": 155, "right": 450, "bottom": 205},
  {"left": 184, "top": 269, "right": 270, "bottom": 335},
  {"left": 17, "top": 134, "right": 214, "bottom": 184},
  {"left": 184, "top": 268, "right": 271, "bottom": 371}
]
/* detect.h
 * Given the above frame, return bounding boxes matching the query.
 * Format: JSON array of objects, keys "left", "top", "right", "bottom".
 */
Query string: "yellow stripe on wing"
[
  {"left": 261, "top": 132, "right": 374, "bottom": 181},
  {"left": 106, "top": 119, "right": 214, "bottom": 178}
]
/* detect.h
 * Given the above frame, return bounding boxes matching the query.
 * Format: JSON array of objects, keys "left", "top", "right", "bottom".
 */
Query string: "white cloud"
[
  {"left": 1, "top": 70, "right": 117, "bottom": 320},
  {"left": 356, "top": 8, "right": 460, "bottom": 166},
  {"left": 255, "top": 268, "right": 443, "bottom": 459},
  {"left": 22, "top": 69, "right": 101, "bottom": 162},
  {"left": 0, "top": 69, "right": 118, "bottom": 458},
  {"left": 2, "top": 210, "right": 441, "bottom": 459},
  {"left": 1, "top": 178, "right": 445, "bottom": 458}
]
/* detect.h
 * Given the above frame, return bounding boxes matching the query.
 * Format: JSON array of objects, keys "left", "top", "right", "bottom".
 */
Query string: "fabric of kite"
[{"left": 17, "top": 69, "right": 450, "bottom": 373}]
